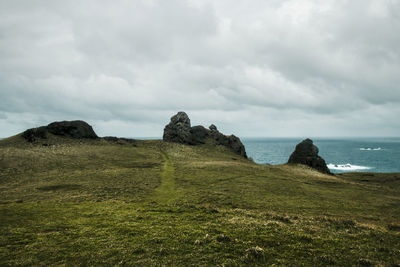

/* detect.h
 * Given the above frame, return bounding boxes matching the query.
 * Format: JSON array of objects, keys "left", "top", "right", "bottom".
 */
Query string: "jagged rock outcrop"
[
  {"left": 163, "top": 112, "right": 192, "bottom": 144},
  {"left": 22, "top": 120, "right": 98, "bottom": 142},
  {"left": 288, "top": 138, "right": 331, "bottom": 174},
  {"left": 226, "top": 135, "right": 247, "bottom": 158},
  {"left": 189, "top": 125, "right": 210, "bottom": 145},
  {"left": 209, "top": 124, "right": 217, "bottom": 131},
  {"left": 163, "top": 112, "right": 247, "bottom": 158},
  {"left": 208, "top": 126, "right": 247, "bottom": 158}
]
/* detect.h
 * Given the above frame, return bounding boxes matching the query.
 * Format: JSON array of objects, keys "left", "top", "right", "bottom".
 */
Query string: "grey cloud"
[{"left": 0, "top": 0, "right": 399, "bottom": 138}]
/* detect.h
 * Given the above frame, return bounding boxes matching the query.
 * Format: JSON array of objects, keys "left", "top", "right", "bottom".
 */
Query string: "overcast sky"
[{"left": 1, "top": 0, "right": 399, "bottom": 138}]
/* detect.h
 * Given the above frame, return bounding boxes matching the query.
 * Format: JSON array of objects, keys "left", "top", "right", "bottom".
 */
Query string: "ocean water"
[{"left": 242, "top": 138, "right": 400, "bottom": 173}]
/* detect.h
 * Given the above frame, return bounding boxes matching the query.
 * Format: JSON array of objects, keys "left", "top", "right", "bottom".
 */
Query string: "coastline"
[{"left": 242, "top": 137, "right": 400, "bottom": 173}]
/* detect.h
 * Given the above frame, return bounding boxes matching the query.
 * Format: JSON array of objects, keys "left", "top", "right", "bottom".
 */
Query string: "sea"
[{"left": 242, "top": 137, "right": 400, "bottom": 173}]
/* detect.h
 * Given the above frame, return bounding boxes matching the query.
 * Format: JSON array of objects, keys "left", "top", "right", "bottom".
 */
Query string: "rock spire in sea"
[{"left": 288, "top": 138, "right": 331, "bottom": 174}]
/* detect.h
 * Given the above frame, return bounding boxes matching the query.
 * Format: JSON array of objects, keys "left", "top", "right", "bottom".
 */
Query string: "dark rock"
[
  {"left": 22, "top": 120, "right": 98, "bottom": 142},
  {"left": 22, "top": 126, "right": 48, "bottom": 142},
  {"left": 288, "top": 138, "right": 331, "bottom": 174},
  {"left": 209, "top": 130, "right": 247, "bottom": 157},
  {"left": 163, "top": 112, "right": 247, "bottom": 158},
  {"left": 227, "top": 135, "right": 247, "bottom": 158},
  {"left": 209, "top": 124, "right": 218, "bottom": 131},
  {"left": 47, "top": 120, "right": 97, "bottom": 139},
  {"left": 209, "top": 129, "right": 227, "bottom": 145},
  {"left": 189, "top": 125, "right": 210, "bottom": 145},
  {"left": 163, "top": 112, "right": 192, "bottom": 144}
]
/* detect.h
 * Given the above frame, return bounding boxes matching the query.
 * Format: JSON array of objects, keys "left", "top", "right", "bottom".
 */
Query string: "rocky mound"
[
  {"left": 22, "top": 120, "right": 98, "bottom": 142},
  {"left": 288, "top": 139, "right": 331, "bottom": 174},
  {"left": 163, "top": 112, "right": 247, "bottom": 158}
]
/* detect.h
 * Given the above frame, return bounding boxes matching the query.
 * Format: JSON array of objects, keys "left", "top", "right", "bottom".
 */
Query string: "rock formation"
[
  {"left": 163, "top": 112, "right": 247, "bottom": 158},
  {"left": 163, "top": 112, "right": 192, "bottom": 144},
  {"left": 288, "top": 138, "right": 331, "bottom": 174},
  {"left": 22, "top": 126, "right": 48, "bottom": 142},
  {"left": 189, "top": 125, "right": 210, "bottom": 145},
  {"left": 22, "top": 120, "right": 98, "bottom": 142},
  {"left": 226, "top": 135, "right": 247, "bottom": 158}
]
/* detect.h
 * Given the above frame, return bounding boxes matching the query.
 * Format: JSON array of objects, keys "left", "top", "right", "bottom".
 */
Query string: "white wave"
[
  {"left": 327, "top": 163, "right": 372, "bottom": 171},
  {"left": 360, "top": 147, "right": 381, "bottom": 151}
]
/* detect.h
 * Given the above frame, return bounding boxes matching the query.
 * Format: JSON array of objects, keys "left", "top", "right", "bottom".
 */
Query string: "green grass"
[
  {"left": 0, "top": 134, "right": 399, "bottom": 266},
  {"left": 152, "top": 151, "right": 183, "bottom": 204}
]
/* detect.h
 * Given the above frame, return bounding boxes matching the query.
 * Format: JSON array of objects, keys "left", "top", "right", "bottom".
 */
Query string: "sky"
[{"left": 1, "top": 0, "right": 399, "bottom": 138}]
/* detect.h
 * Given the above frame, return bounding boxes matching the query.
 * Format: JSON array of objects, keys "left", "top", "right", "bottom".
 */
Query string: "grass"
[
  {"left": 152, "top": 151, "right": 183, "bottom": 204},
  {"left": 0, "top": 134, "right": 399, "bottom": 265}
]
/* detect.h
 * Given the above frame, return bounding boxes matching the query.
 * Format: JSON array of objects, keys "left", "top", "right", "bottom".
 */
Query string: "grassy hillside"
[{"left": 1, "top": 135, "right": 399, "bottom": 266}]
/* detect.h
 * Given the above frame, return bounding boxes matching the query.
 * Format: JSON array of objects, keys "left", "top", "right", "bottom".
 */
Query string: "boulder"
[
  {"left": 227, "top": 135, "right": 247, "bottom": 158},
  {"left": 163, "top": 112, "right": 192, "bottom": 144},
  {"left": 209, "top": 129, "right": 228, "bottom": 146},
  {"left": 288, "top": 138, "right": 331, "bottom": 174},
  {"left": 209, "top": 129, "right": 247, "bottom": 158},
  {"left": 189, "top": 125, "right": 210, "bottom": 145},
  {"left": 163, "top": 112, "right": 247, "bottom": 158},
  {"left": 47, "top": 120, "right": 98, "bottom": 139},
  {"left": 209, "top": 124, "right": 218, "bottom": 132},
  {"left": 22, "top": 120, "right": 98, "bottom": 142},
  {"left": 22, "top": 126, "right": 48, "bottom": 142}
]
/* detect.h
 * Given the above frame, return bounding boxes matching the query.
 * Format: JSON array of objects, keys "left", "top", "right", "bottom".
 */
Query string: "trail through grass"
[{"left": 153, "top": 151, "right": 182, "bottom": 204}]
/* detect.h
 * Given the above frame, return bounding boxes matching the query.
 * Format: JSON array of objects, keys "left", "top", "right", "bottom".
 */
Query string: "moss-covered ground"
[{"left": 0, "top": 135, "right": 399, "bottom": 266}]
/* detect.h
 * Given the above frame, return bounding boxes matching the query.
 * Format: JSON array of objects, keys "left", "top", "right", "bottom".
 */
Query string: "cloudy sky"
[{"left": 1, "top": 0, "right": 399, "bottom": 138}]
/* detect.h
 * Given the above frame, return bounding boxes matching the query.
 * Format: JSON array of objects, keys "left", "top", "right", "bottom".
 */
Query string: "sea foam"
[
  {"left": 327, "top": 163, "right": 372, "bottom": 171},
  {"left": 360, "top": 147, "right": 381, "bottom": 151}
]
